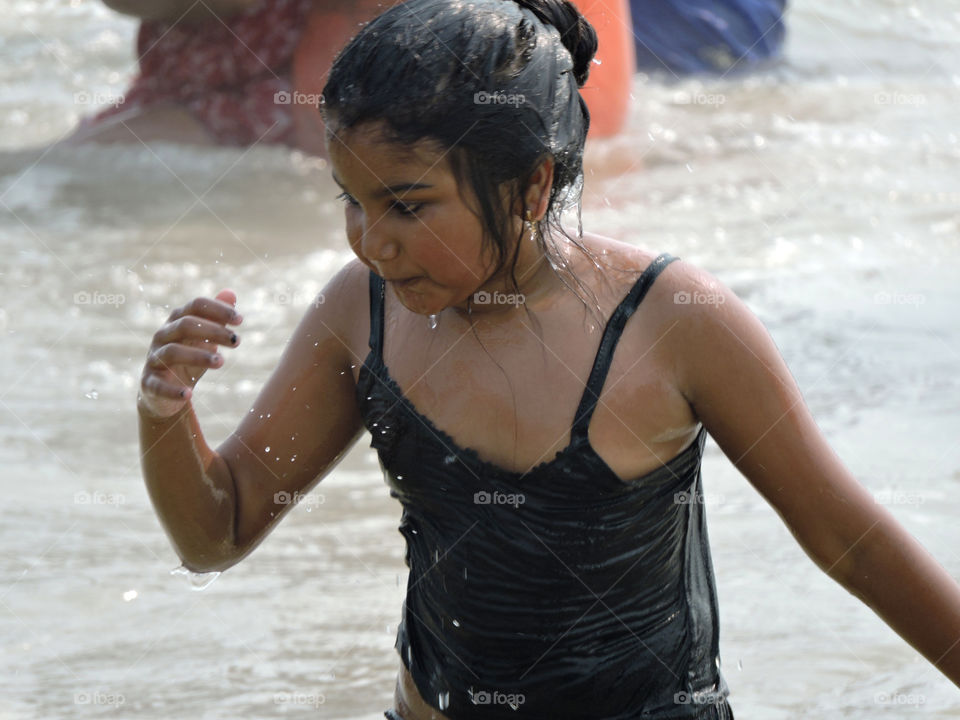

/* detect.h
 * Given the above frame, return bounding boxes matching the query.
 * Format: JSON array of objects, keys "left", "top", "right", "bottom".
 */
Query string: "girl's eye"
[
  {"left": 390, "top": 202, "right": 423, "bottom": 218},
  {"left": 336, "top": 191, "right": 358, "bottom": 207}
]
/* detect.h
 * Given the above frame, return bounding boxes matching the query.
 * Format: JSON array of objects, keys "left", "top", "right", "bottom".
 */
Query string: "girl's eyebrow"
[{"left": 331, "top": 172, "right": 433, "bottom": 198}]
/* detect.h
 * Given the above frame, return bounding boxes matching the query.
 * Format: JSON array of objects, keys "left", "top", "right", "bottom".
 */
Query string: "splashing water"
[{"left": 428, "top": 313, "right": 439, "bottom": 329}]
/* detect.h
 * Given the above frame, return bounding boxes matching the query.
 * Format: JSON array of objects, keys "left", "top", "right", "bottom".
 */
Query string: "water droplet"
[
  {"left": 438, "top": 691, "right": 449, "bottom": 710},
  {"left": 433, "top": 549, "right": 439, "bottom": 563},
  {"left": 463, "top": 567, "right": 468, "bottom": 580},
  {"left": 264, "top": 446, "right": 271, "bottom": 452},
  {"left": 443, "top": 454, "right": 457, "bottom": 464},
  {"left": 170, "top": 564, "right": 221, "bottom": 591},
  {"left": 84, "top": 389, "right": 99, "bottom": 400},
  {"left": 122, "top": 589, "right": 137, "bottom": 602},
  {"left": 737, "top": 658, "right": 743, "bottom": 670},
  {"left": 428, "top": 313, "right": 439, "bottom": 329},
  {"left": 452, "top": 618, "right": 460, "bottom": 627}
]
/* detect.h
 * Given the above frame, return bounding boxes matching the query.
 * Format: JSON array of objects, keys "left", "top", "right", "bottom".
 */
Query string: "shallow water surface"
[{"left": 1, "top": 0, "right": 959, "bottom": 717}]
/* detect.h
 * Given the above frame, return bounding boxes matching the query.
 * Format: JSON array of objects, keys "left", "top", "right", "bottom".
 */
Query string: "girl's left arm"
[{"left": 661, "top": 260, "right": 960, "bottom": 689}]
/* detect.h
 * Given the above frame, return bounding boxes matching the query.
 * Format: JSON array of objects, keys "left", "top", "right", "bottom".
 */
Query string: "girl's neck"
[{"left": 450, "top": 230, "right": 574, "bottom": 319}]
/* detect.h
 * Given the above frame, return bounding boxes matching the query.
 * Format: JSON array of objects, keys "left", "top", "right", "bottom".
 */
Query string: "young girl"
[{"left": 136, "top": 0, "right": 960, "bottom": 718}]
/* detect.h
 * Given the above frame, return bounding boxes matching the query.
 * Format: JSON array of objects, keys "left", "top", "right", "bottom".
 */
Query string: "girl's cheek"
[{"left": 344, "top": 210, "right": 363, "bottom": 252}]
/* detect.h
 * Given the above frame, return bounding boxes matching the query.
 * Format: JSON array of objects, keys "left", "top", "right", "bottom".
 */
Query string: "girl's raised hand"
[{"left": 138, "top": 288, "right": 243, "bottom": 419}]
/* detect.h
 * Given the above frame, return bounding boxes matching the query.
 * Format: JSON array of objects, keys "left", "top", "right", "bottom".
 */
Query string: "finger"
[
  {"left": 146, "top": 344, "right": 223, "bottom": 371},
  {"left": 215, "top": 287, "right": 237, "bottom": 308},
  {"left": 154, "top": 317, "right": 239, "bottom": 350},
  {"left": 169, "top": 295, "right": 243, "bottom": 326},
  {"left": 142, "top": 373, "right": 193, "bottom": 400}
]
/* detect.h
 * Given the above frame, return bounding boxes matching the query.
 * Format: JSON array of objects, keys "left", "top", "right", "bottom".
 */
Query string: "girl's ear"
[{"left": 522, "top": 155, "right": 555, "bottom": 221}]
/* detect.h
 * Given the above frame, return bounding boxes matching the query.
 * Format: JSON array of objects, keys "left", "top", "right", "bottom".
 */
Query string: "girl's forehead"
[{"left": 328, "top": 124, "right": 454, "bottom": 187}]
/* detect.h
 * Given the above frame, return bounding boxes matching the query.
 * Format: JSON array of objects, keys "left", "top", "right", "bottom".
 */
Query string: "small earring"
[{"left": 524, "top": 209, "right": 538, "bottom": 238}]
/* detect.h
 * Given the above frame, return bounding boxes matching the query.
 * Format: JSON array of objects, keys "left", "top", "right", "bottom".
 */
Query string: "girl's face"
[{"left": 327, "top": 121, "right": 513, "bottom": 316}]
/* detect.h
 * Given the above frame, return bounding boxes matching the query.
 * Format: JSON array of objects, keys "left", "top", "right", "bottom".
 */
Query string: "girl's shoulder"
[
  {"left": 576, "top": 232, "right": 712, "bottom": 313},
  {"left": 299, "top": 256, "right": 373, "bottom": 365}
]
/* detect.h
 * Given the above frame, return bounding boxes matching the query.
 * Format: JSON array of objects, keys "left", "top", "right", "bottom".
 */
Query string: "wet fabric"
[
  {"left": 358, "top": 253, "right": 732, "bottom": 719},
  {"left": 79, "top": 0, "right": 312, "bottom": 146},
  {"left": 629, "top": 0, "right": 786, "bottom": 74}
]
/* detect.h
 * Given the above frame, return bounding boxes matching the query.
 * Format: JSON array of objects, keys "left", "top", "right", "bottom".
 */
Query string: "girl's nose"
[{"left": 361, "top": 225, "right": 400, "bottom": 263}]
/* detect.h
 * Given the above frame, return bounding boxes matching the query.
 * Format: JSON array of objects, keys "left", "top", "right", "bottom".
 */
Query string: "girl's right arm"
[{"left": 137, "top": 260, "right": 368, "bottom": 573}]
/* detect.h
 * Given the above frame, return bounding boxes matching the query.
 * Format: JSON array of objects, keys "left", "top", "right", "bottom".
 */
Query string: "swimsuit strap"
[
  {"left": 367, "top": 269, "right": 386, "bottom": 360},
  {"left": 570, "top": 252, "right": 679, "bottom": 444},
  {"left": 366, "top": 253, "right": 679, "bottom": 442}
]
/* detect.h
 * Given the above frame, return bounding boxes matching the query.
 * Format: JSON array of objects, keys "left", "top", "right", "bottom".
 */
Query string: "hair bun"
[{"left": 512, "top": 0, "right": 598, "bottom": 86}]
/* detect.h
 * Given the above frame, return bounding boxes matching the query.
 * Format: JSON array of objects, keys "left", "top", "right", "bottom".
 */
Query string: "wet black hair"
[{"left": 320, "top": 0, "right": 605, "bottom": 319}]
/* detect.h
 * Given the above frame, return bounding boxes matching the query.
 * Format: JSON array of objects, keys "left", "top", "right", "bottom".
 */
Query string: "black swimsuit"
[{"left": 358, "top": 253, "right": 734, "bottom": 719}]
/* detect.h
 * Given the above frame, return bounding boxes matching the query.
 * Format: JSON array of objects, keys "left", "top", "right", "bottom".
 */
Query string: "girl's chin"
[{"left": 391, "top": 282, "right": 446, "bottom": 315}]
